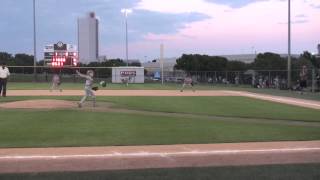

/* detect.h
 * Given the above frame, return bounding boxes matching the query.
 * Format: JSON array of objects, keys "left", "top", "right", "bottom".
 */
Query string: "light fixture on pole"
[
  {"left": 121, "top": 8, "right": 132, "bottom": 66},
  {"left": 33, "top": 0, "right": 37, "bottom": 81},
  {"left": 287, "top": 0, "right": 291, "bottom": 88}
]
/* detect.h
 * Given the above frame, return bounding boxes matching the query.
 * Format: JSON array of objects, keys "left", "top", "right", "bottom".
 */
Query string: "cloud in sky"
[
  {"left": 132, "top": 0, "right": 320, "bottom": 58},
  {"left": 205, "top": 0, "right": 268, "bottom": 8},
  {"left": 0, "top": 0, "right": 319, "bottom": 60},
  {"left": 0, "top": 0, "right": 209, "bottom": 59}
]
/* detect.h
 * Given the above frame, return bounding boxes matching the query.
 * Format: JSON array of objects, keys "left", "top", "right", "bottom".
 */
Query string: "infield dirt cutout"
[{"left": 0, "top": 99, "right": 76, "bottom": 109}]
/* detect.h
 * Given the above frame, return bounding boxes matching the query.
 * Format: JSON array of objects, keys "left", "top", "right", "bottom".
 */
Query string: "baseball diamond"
[
  {"left": 0, "top": 87, "right": 320, "bottom": 179},
  {"left": 1, "top": 0, "right": 320, "bottom": 178}
]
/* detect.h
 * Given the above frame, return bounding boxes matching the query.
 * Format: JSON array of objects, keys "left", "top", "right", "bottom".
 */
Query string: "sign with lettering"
[{"left": 120, "top": 71, "right": 136, "bottom": 77}]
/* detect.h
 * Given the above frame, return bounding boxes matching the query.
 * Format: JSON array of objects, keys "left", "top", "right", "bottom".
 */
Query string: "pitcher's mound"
[{"left": 0, "top": 99, "right": 76, "bottom": 109}]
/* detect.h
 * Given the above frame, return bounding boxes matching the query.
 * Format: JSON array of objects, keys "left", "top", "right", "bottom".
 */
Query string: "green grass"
[
  {"left": 7, "top": 82, "right": 186, "bottom": 90},
  {"left": 0, "top": 96, "right": 319, "bottom": 148},
  {"left": 1, "top": 163, "right": 320, "bottom": 180},
  {"left": 7, "top": 82, "right": 320, "bottom": 101},
  {"left": 1, "top": 96, "right": 320, "bottom": 122},
  {"left": 3, "top": 95, "right": 320, "bottom": 122},
  {"left": 99, "top": 96, "right": 320, "bottom": 122},
  {"left": 0, "top": 109, "right": 320, "bottom": 148}
]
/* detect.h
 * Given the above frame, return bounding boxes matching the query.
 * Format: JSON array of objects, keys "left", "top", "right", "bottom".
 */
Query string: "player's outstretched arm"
[
  {"left": 76, "top": 70, "right": 93, "bottom": 81},
  {"left": 76, "top": 70, "right": 87, "bottom": 78}
]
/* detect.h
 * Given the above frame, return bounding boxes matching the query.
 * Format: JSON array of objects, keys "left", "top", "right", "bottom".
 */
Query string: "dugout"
[{"left": 112, "top": 67, "right": 144, "bottom": 83}]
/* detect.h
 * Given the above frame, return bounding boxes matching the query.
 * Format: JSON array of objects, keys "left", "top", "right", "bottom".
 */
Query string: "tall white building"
[{"left": 78, "top": 12, "right": 99, "bottom": 63}]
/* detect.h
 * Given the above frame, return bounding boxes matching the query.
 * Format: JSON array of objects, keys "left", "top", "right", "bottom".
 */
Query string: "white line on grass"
[
  {"left": 1, "top": 147, "right": 320, "bottom": 160},
  {"left": 239, "top": 93, "right": 320, "bottom": 108}
]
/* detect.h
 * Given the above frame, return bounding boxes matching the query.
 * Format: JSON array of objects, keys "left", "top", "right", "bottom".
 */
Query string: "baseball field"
[{"left": 0, "top": 82, "right": 320, "bottom": 179}]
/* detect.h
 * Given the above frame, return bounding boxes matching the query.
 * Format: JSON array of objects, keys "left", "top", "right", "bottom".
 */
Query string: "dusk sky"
[{"left": 0, "top": 0, "right": 319, "bottom": 61}]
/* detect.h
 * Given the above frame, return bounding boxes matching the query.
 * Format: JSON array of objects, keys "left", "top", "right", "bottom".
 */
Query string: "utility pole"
[
  {"left": 287, "top": 0, "right": 291, "bottom": 88},
  {"left": 160, "top": 44, "right": 164, "bottom": 85},
  {"left": 33, "top": 0, "right": 37, "bottom": 81}
]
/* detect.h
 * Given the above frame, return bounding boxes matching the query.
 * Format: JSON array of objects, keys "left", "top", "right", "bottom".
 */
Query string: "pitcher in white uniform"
[{"left": 76, "top": 70, "right": 96, "bottom": 108}]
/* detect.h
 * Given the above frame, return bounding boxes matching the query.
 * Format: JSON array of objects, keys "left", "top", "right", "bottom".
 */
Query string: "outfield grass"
[
  {"left": 100, "top": 96, "right": 320, "bottom": 122},
  {"left": 1, "top": 96, "right": 320, "bottom": 122},
  {"left": 7, "top": 82, "right": 320, "bottom": 101},
  {"left": 0, "top": 108, "right": 320, "bottom": 148},
  {"left": 0, "top": 96, "right": 319, "bottom": 148},
  {"left": 1, "top": 163, "right": 319, "bottom": 180}
]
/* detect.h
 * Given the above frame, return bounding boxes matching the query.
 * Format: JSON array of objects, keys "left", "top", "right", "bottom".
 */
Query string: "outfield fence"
[{"left": 7, "top": 66, "right": 320, "bottom": 92}]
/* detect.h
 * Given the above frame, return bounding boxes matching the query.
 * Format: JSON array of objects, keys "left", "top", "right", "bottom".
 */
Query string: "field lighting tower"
[
  {"left": 287, "top": 0, "right": 292, "bottom": 88},
  {"left": 121, "top": 8, "right": 132, "bottom": 66}
]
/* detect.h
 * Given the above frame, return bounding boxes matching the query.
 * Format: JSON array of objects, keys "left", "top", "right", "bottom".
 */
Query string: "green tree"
[
  {"left": 0, "top": 52, "right": 13, "bottom": 64},
  {"left": 226, "top": 61, "right": 247, "bottom": 71},
  {"left": 175, "top": 54, "right": 228, "bottom": 72},
  {"left": 14, "top": 54, "right": 34, "bottom": 66},
  {"left": 253, "top": 52, "right": 287, "bottom": 70},
  {"left": 300, "top": 51, "right": 320, "bottom": 69}
]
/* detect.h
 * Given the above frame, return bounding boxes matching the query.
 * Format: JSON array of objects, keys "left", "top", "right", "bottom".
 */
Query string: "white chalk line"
[
  {"left": 1, "top": 147, "right": 320, "bottom": 160},
  {"left": 233, "top": 92, "right": 320, "bottom": 108}
]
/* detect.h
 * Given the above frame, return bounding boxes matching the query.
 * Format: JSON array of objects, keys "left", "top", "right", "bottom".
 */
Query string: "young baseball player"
[
  {"left": 299, "top": 65, "right": 308, "bottom": 94},
  {"left": 50, "top": 74, "right": 62, "bottom": 92},
  {"left": 180, "top": 75, "right": 195, "bottom": 92},
  {"left": 76, "top": 70, "right": 96, "bottom": 108}
]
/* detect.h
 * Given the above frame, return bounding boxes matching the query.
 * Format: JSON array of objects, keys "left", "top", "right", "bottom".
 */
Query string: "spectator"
[{"left": 0, "top": 62, "right": 10, "bottom": 97}]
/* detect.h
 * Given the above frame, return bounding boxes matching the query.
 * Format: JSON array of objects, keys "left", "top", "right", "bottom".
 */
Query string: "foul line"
[
  {"left": 1, "top": 147, "right": 320, "bottom": 160},
  {"left": 237, "top": 92, "right": 320, "bottom": 108}
]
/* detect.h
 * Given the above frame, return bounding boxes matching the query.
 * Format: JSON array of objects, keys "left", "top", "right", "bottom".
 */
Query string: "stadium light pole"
[
  {"left": 121, "top": 8, "right": 132, "bottom": 66},
  {"left": 287, "top": 0, "right": 291, "bottom": 88},
  {"left": 33, "top": 0, "right": 37, "bottom": 81}
]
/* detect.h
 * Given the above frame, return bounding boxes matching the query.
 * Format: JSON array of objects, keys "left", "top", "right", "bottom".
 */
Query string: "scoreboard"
[{"left": 44, "top": 42, "right": 78, "bottom": 67}]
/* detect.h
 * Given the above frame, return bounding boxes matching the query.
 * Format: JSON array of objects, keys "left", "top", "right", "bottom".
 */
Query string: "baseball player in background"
[
  {"left": 76, "top": 70, "right": 96, "bottom": 108},
  {"left": 50, "top": 74, "right": 62, "bottom": 92},
  {"left": 299, "top": 65, "right": 308, "bottom": 94},
  {"left": 180, "top": 75, "right": 195, "bottom": 92},
  {"left": 0, "top": 62, "right": 10, "bottom": 97}
]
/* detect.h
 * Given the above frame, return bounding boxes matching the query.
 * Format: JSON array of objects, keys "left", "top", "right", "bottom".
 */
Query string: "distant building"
[
  {"left": 317, "top": 44, "right": 320, "bottom": 55},
  {"left": 143, "top": 53, "right": 301, "bottom": 74},
  {"left": 126, "top": 59, "right": 141, "bottom": 65},
  {"left": 220, "top": 54, "right": 256, "bottom": 63},
  {"left": 142, "top": 57, "right": 177, "bottom": 73},
  {"left": 78, "top": 12, "right": 99, "bottom": 63},
  {"left": 98, "top": 55, "right": 107, "bottom": 62},
  {"left": 221, "top": 53, "right": 301, "bottom": 63}
]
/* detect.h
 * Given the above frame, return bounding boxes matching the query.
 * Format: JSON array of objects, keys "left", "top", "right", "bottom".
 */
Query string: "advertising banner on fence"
[{"left": 112, "top": 67, "right": 144, "bottom": 83}]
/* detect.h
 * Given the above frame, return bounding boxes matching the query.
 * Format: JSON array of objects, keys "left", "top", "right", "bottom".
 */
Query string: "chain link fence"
[{"left": 7, "top": 66, "right": 320, "bottom": 92}]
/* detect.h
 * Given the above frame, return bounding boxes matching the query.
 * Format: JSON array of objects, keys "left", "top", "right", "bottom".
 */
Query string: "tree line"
[
  {"left": 0, "top": 52, "right": 141, "bottom": 76},
  {"left": 0, "top": 52, "right": 141, "bottom": 67},
  {"left": 175, "top": 52, "right": 320, "bottom": 72},
  {"left": 1, "top": 51, "right": 319, "bottom": 73}
]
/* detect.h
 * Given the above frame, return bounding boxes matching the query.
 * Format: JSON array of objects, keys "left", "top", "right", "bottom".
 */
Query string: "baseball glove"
[{"left": 92, "top": 86, "right": 99, "bottom": 91}]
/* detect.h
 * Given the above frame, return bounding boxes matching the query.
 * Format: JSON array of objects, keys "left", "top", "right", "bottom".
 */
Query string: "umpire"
[{"left": 0, "top": 62, "right": 10, "bottom": 97}]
